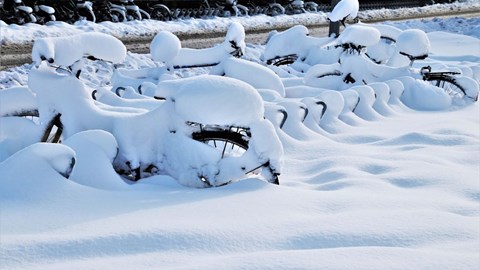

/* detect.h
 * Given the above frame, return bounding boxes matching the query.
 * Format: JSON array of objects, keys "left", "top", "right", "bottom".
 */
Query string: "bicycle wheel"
[
  {"left": 150, "top": 5, "right": 171, "bottom": 21},
  {"left": 192, "top": 128, "right": 279, "bottom": 186},
  {"left": 425, "top": 75, "right": 466, "bottom": 99},
  {"left": 110, "top": 10, "right": 125, "bottom": 22},
  {"left": 192, "top": 129, "right": 249, "bottom": 158},
  {"left": 266, "top": 54, "right": 298, "bottom": 66},
  {"left": 236, "top": 5, "right": 248, "bottom": 16},
  {"left": 79, "top": 8, "right": 96, "bottom": 22},
  {"left": 19, "top": 10, "right": 37, "bottom": 24},
  {"left": 139, "top": 9, "right": 150, "bottom": 20},
  {"left": 304, "top": 2, "right": 317, "bottom": 12},
  {"left": 267, "top": 4, "right": 284, "bottom": 16},
  {"left": 126, "top": 10, "right": 141, "bottom": 21}
]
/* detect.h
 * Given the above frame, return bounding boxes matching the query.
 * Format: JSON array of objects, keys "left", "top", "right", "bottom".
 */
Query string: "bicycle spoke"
[
  {"left": 221, "top": 140, "right": 228, "bottom": 158},
  {"left": 426, "top": 76, "right": 466, "bottom": 99}
]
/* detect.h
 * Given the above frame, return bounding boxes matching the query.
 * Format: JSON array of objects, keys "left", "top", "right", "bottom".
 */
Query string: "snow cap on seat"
[
  {"left": 32, "top": 32, "right": 127, "bottom": 67},
  {"left": 150, "top": 31, "right": 182, "bottom": 63},
  {"left": 396, "top": 29, "right": 430, "bottom": 58},
  {"left": 339, "top": 25, "right": 381, "bottom": 48}
]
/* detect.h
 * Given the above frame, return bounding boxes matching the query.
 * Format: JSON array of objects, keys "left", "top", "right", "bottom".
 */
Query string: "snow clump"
[
  {"left": 211, "top": 57, "right": 286, "bottom": 97},
  {"left": 328, "top": 0, "right": 360, "bottom": 23},
  {"left": 264, "top": 25, "right": 330, "bottom": 61},
  {"left": 338, "top": 24, "right": 381, "bottom": 48},
  {"left": 171, "top": 22, "right": 246, "bottom": 68},
  {"left": 149, "top": 31, "right": 182, "bottom": 69}
]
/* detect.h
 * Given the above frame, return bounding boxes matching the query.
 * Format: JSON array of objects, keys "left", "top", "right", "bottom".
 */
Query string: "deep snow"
[{"left": 1, "top": 2, "right": 480, "bottom": 270}]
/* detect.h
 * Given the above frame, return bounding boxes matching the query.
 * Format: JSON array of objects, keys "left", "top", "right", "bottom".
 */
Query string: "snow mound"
[
  {"left": 454, "top": 76, "right": 479, "bottom": 101},
  {"left": 225, "top": 21, "right": 246, "bottom": 55},
  {"left": 32, "top": 32, "right": 127, "bottom": 67},
  {"left": 364, "top": 24, "right": 402, "bottom": 63},
  {"left": 249, "top": 119, "right": 284, "bottom": 173},
  {"left": 350, "top": 85, "right": 380, "bottom": 120},
  {"left": 3, "top": 143, "right": 76, "bottom": 182},
  {"left": 264, "top": 25, "right": 310, "bottom": 60},
  {"left": 64, "top": 130, "right": 127, "bottom": 190},
  {"left": 0, "top": 86, "right": 38, "bottom": 117},
  {"left": 213, "top": 57, "right": 286, "bottom": 97},
  {"left": 171, "top": 22, "right": 246, "bottom": 68},
  {"left": 304, "top": 63, "right": 342, "bottom": 90},
  {"left": 328, "top": 0, "right": 359, "bottom": 22},
  {"left": 339, "top": 24, "right": 381, "bottom": 47},
  {"left": 156, "top": 75, "right": 264, "bottom": 126},
  {"left": 150, "top": 31, "right": 181, "bottom": 66},
  {"left": 399, "top": 76, "right": 452, "bottom": 110},
  {"left": 396, "top": 29, "right": 430, "bottom": 58},
  {"left": 317, "top": 90, "right": 347, "bottom": 133},
  {"left": 366, "top": 23, "right": 402, "bottom": 42},
  {"left": 0, "top": 117, "right": 43, "bottom": 162}
]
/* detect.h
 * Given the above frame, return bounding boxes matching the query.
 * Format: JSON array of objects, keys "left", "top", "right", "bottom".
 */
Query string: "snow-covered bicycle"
[
  {"left": 267, "top": 24, "right": 479, "bottom": 102},
  {"left": 1, "top": 32, "right": 283, "bottom": 188},
  {"left": 111, "top": 22, "right": 246, "bottom": 92}
]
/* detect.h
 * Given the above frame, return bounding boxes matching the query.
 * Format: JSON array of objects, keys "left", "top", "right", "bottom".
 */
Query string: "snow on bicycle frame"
[
  {"left": 110, "top": 23, "right": 246, "bottom": 93},
  {"left": 157, "top": 22, "right": 246, "bottom": 69},
  {"left": 31, "top": 32, "right": 127, "bottom": 78},
  {"left": 28, "top": 61, "right": 283, "bottom": 188}
]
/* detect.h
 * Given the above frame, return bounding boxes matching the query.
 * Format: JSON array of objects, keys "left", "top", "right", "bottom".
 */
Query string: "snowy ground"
[{"left": 1, "top": 2, "right": 480, "bottom": 270}]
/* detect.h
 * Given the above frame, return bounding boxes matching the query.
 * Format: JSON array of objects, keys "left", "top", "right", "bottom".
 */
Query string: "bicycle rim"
[
  {"left": 192, "top": 129, "right": 249, "bottom": 158},
  {"left": 425, "top": 76, "right": 466, "bottom": 99}
]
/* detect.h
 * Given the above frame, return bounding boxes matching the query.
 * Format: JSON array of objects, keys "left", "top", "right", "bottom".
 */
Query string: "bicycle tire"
[
  {"left": 424, "top": 74, "right": 466, "bottom": 99},
  {"left": 127, "top": 10, "right": 141, "bottom": 21},
  {"left": 236, "top": 5, "right": 248, "bottom": 16},
  {"left": 192, "top": 129, "right": 279, "bottom": 185},
  {"left": 19, "top": 10, "right": 36, "bottom": 24},
  {"left": 192, "top": 129, "right": 249, "bottom": 157},
  {"left": 267, "top": 5, "right": 284, "bottom": 16},
  {"left": 110, "top": 10, "right": 125, "bottom": 22},
  {"left": 139, "top": 9, "right": 150, "bottom": 20},
  {"left": 150, "top": 5, "right": 171, "bottom": 21},
  {"left": 304, "top": 2, "right": 317, "bottom": 12},
  {"left": 79, "top": 8, "right": 96, "bottom": 22}
]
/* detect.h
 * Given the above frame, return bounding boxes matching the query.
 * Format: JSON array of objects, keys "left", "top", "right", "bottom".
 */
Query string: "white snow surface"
[{"left": 1, "top": 3, "right": 480, "bottom": 270}]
